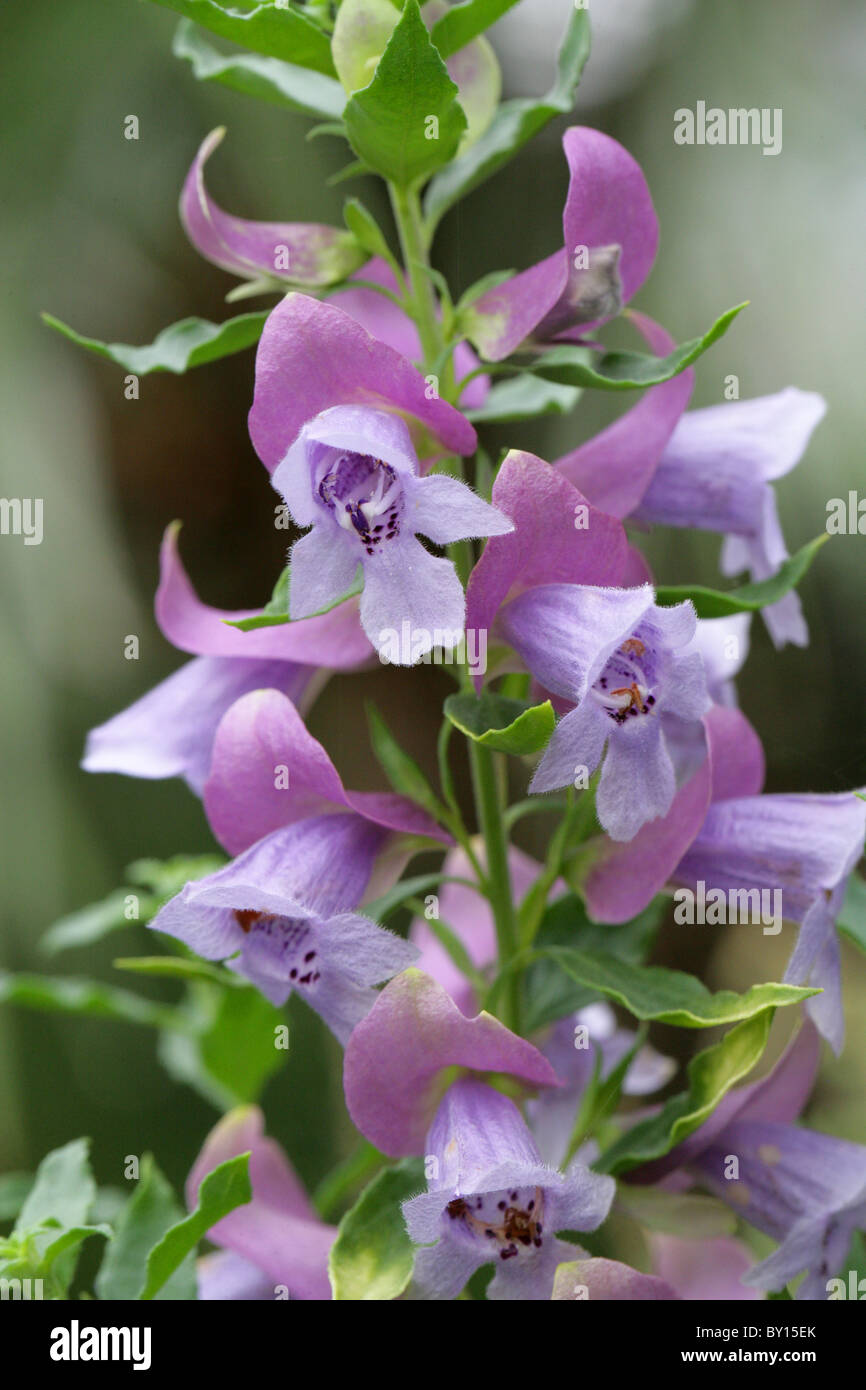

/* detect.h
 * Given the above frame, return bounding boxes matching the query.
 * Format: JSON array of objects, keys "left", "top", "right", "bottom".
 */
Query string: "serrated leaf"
[
  {"left": 172, "top": 18, "right": 346, "bottom": 118},
  {"left": 655, "top": 534, "right": 830, "bottom": 619},
  {"left": 465, "top": 373, "right": 581, "bottom": 423},
  {"left": 424, "top": 8, "right": 590, "bottom": 227},
  {"left": 96, "top": 1156, "right": 195, "bottom": 1301},
  {"left": 596, "top": 1011, "right": 776, "bottom": 1175},
  {"left": 444, "top": 692, "right": 554, "bottom": 754},
  {"left": 343, "top": 0, "right": 467, "bottom": 187},
  {"left": 539, "top": 949, "right": 816, "bottom": 1028},
  {"left": 42, "top": 312, "right": 269, "bottom": 375},
  {"left": 139, "top": 1154, "right": 251, "bottom": 1300},
  {"left": 14, "top": 1140, "right": 94, "bottom": 1238},
  {"left": 329, "top": 1160, "right": 423, "bottom": 1300},
  {"left": 524, "top": 303, "right": 747, "bottom": 389},
  {"left": 366, "top": 702, "right": 447, "bottom": 821},
  {"left": 148, "top": 0, "right": 336, "bottom": 75},
  {"left": 430, "top": 0, "right": 521, "bottom": 59}
]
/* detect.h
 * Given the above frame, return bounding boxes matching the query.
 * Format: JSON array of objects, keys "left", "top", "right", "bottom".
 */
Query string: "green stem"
[
  {"left": 389, "top": 182, "right": 444, "bottom": 369},
  {"left": 469, "top": 741, "right": 521, "bottom": 1032}
]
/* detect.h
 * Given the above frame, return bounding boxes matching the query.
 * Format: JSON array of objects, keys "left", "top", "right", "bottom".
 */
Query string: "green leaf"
[
  {"left": 596, "top": 1011, "right": 777, "bottom": 1175},
  {"left": 423, "top": 8, "right": 590, "bottom": 227},
  {"left": 0, "top": 972, "right": 181, "bottom": 1031},
  {"left": 538, "top": 948, "right": 817, "bottom": 1028},
  {"left": 172, "top": 18, "right": 346, "bottom": 118},
  {"left": 655, "top": 534, "right": 830, "bottom": 619},
  {"left": 332, "top": 0, "right": 401, "bottom": 94},
  {"left": 197, "top": 987, "right": 287, "bottom": 1104},
  {"left": 147, "top": 0, "right": 337, "bottom": 75},
  {"left": 96, "top": 1156, "right": 195, "bottom": 1301},
  {"left": 430, "top": 0, "right": 521, "bottom": 59},
  {"left": 465, "top": 373, "right": 581, "bottom": 423},
  {"left": 329, "top": 1160, "right": 423, "bottom": 1300},
  {"left": 42, "top": 311, "right": 269, "bottom": 375},
  {"left": 40, "top": 889, "right": 153, "bottom": 956},
  {"left": 113, "top": 956, "right": 245, "bottom": 989},
  {"left": 523, "top": 302, "right": 747, "bottom": 389},
  {"left": 29, "top": 1223, "right": 111, "bottom": 1272},
  {"left": 615, "top": 1186, "right": 736, "bottom": 1239},
  {"left": 839, "top": 873, "right": 866, "bottom": 954},
  {"left": 14, "top": 1140, "right": 94, "bottom": 1237},
  {"left": 139, "top": 1153, "right": 252, "bottom": 1300},
  {"left": 343, "top": 0, "right": 467, "bottom": 187},
  {"left": 443, "top": 692, "right": 554, "bottom": 755},
  {"left": 156, "top": 981, "right": 286, "bottom": 1108},
  {"left": 522, "top": 894, "right": 663, "bottom": 1033},
  {"left": 366, "top": 702, "right": 447, "bottom": 821}
]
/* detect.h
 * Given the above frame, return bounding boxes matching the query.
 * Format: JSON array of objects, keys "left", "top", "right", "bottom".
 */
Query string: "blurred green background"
[{"left": 1, "top": 0, "right": 864, "bottom": 1203}]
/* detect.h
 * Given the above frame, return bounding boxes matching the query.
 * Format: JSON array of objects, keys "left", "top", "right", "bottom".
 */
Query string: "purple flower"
[
  {"left": 272, "top": 404, "right": 512, "bottom": 659},
  {"left": 550, "top": 1257, "right": 679, "bottom": 1301},
  {"left": 633, "top": 389, "right": 827, "bottom": 648},
  {"left": 580, "top": 704, "right": 765, "bottom": 923},
  {"left": 181, "top": 128, "right": 367, "bottom": 289},
  {"left": 632, "top": 1025, "right": 866, "bottom": 1300},
  {"left": 464, "top": 448, "right": 629, "bottom": 683},
  {"left": 402, "top": 1079, "right": 614, "bottom": 1300},
  {"left": 82, "top": 525, "right": 371, "bottom": 795},
  {"left": 201, "top": 686, "right": 448, "bottom": 857},
  {"left": 671, "top": 790, "right": 866, "bottom": 1052},
  {"left": 500, "top": 583, "right": 711, "bottom": 840},
  {"left": 249, "top": 293, "right": 477, "bottom": 478},
  {"left": 463, "top": 127, "right": 658, "bottom": 360},
  {"left": 188, "top": 1107, "right": 336, "bottom": 1301},
  {"left": 684, "top": 614, "right": 751, "bottom": 709},
  {"left": 150, "top": 813, "right": 415, "bottom": 1042},
  {"left": 343, "top": 969, "right": 560, "bottom": 1157},
  {"left": 330, "top": 258, "right": 490, "bottom": 411}
]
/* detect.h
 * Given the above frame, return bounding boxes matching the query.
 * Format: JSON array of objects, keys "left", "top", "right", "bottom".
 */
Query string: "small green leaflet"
[
  {"left": 444, "top": 692, "right": 555, "bottom": 755},
  {"left": 523, "top": 303, "right": 747, "bottom": 390},
  {"left": 329, "top": 1159, "right": 424, "bottom": 1300},
  {"left": 0, "top": 972, "right": 181, "bottom": 1031},
  {"left": 96, "top": 1157, "right": 196, "bottom": 1301},
  {"left": 139, "top": 1153, "right": 252, "bottom": 1300},
  {"left": 147, "top": 0, "right": 337, "bottom": 76},
  {"left": 366, "top": 702, "right": 447, "bottom": 821},
  {"left": 423, "top": 8, "right": 590, "bottom": 228},
  {"left": 172, "top": 19, "right": 346, "bottom": 119},
  {"left": 344, "top": 0, "right": 467, "bottom": 188},
  {"left": 42, "top": 312, "right": 269, "bottom": 375},
  {"left": 596, "top": 1010, "right": 776, "bottom": 1175},
  {"left": 656, "top": 534, "right": 830, "bottom": 618}
]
